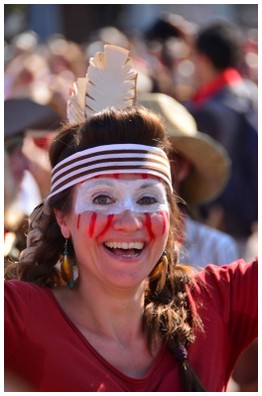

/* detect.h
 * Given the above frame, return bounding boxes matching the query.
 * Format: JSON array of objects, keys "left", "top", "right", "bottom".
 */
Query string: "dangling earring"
[
  {"left": 156, "top": 250, "right": 168, "bottom": 293},
  {"left": 161, "top": 250, "right": 168, "bottom": 265},
  {"left": 150, "top": 250, "right": 168, "bottom": 294},
  {"left": 61, "top": 239, "right": 75, "bottom": 289}
]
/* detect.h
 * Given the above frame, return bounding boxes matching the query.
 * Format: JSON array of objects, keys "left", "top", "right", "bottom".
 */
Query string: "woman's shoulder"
[
  {"left": 196, "top": 257, "right": 257, "bottom": 281},
  {"left": 5, "top": 279, "right": 46, "bottom": 291},
  {"left": 5, "top": 279, "right": 51, "bottom": 306},
  {"left": 191, "top": 257, "right": 257, "bottom": 304}
]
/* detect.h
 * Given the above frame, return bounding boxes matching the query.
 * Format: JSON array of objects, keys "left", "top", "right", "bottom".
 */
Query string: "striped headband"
[{"left": 47, "top": 143, "right": 173, "bottom": 200}]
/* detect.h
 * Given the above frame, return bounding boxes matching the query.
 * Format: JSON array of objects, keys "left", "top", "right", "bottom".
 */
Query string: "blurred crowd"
[
  {"left": 4, "top": 12, "right": 258, "bottom": 392},
  {"left": 4, "top": 13, "right": 258, "bottom": 113}
]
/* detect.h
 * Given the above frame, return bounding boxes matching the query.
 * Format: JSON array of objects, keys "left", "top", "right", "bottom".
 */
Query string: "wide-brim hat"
[
  {"left": 138, "top": 93, "right": 231, "bottom": 205},
  {"left": 4, "top": 98, "right": 61, "bottom": 141}
]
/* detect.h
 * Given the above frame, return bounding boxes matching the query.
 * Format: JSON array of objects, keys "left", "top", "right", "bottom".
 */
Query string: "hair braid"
[
  {"left": 143, "top": 250, "right": 206, "bottom": 391},
  {"left": 5, "top": 201, "right": 65, "bottom": 287}
]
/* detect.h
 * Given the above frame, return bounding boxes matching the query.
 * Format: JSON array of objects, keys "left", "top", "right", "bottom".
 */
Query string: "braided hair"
[{"left": 5, "top": 106, "right": 205, "bottom": 391}]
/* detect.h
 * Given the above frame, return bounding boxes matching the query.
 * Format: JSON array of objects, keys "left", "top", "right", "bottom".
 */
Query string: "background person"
[
  {"left": 138, "top": 92, "right": 239, "bottom": 268},
  {"left": 4, "top": 98, "right": 61, "bottom": 260},
  {"left": 186, "top": 19, "right": 258, "bottom": 258}
]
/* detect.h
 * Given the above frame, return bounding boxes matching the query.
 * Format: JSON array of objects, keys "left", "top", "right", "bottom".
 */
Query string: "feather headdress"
[{"left": 67, "top": 45, "right": 137, "bottom": 123}]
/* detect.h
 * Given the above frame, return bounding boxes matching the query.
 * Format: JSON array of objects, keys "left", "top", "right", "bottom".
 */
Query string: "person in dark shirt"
[{"left": 187, "top": 20, "right": 258, "bottom": 254}]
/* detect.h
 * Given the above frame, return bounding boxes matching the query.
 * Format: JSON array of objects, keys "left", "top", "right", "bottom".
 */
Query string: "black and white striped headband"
[{"left": 47, "top": 143, "right": 173, "bottom": 200}]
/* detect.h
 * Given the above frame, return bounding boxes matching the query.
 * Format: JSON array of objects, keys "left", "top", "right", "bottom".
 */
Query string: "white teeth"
[{"left": 105, "top": 241, "right": 144, "bottom": 250}]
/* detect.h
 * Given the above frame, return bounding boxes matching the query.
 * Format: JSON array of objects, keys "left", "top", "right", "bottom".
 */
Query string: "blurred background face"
[{"left": 8, "top": 146, "right": 28, "bottom": 185}]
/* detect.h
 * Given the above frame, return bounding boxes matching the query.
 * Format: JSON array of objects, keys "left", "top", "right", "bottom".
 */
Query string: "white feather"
[
  {"left": 85, "top": 45, "right": 137, "bottom": 115},
  {"left": 66, "top": 45, "right": 137, "bottom": 122}
]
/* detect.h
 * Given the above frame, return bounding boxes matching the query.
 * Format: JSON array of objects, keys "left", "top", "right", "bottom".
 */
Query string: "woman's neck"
[
  {"left": 52, "top": 279, "right": 162, "bottom": 378},
  {"left": 53, "top": 277, "right": 147, "bottom": 345}
]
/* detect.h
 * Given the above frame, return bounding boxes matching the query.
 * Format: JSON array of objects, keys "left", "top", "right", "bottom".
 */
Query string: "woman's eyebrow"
[
  {"left": 138, "top": 182, "right": 162, "bottom": 190},
  {"left": 81, "top": 179, "right": 163, "bottom": 192},
  {"left": 82, "top": 180, "right": 116, "bottom": 189}
]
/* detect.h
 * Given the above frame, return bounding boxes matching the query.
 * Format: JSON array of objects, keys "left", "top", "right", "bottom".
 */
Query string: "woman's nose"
[{"left": 113, "top": 210, "right": 143, "bottom": 232}]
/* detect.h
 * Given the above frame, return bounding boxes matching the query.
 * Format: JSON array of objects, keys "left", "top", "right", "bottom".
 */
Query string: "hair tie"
[{"left": 175, "top": 344, "right": 188, "bottom": 362}]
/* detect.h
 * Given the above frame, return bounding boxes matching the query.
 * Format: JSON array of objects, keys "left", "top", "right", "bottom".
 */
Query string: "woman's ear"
[{"left": 54, "top": 209, "right": 71, "bottom": 239}]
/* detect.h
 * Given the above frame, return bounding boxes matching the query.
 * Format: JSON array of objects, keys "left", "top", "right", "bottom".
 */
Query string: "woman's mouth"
[{"left": 103, "top": 241, "right": 145, "bottom": 257}]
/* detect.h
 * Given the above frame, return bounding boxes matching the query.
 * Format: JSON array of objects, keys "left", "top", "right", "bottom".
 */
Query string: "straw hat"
[
  {"left": 138, "top": 93, "right": 231, "bottom": 205},
  {"left": 4, "top": 98, "right": 61, "bottom": 141}
]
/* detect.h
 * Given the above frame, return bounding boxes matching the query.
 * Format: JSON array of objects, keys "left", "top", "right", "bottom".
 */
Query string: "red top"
[{"left": 5, "top": 258, "right": 257, "bottom": 392}]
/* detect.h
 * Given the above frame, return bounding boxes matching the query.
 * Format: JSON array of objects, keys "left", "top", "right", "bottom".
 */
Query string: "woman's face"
[{"left": 58, "top": 174, "right": 170, "bottom": 290}]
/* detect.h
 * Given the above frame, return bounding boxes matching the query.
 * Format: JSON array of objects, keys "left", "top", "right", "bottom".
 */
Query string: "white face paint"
[{"left": 75, "top": 178, "right": 169, "bottom": 215}]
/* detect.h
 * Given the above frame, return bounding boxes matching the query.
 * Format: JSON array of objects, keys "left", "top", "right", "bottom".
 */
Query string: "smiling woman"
[
  {"left": 4, "top": 45, "right": 257, "bottom": 392},
  {"left": 37, "top": 105, "right": 177, "bottom": 292}
]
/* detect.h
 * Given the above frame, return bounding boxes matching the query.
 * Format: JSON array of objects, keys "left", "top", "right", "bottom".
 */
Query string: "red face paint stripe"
[
  {"left": 77, "top": 214, "right": 81, "bottom": 229},
  {"left": 159, "top": 210, "right": 168, "bottom": 236},
  {"left": 145, "top": 213, "right": 155, "bottom": 242},
  {"left": 88, "top": 212, "right": 97, "bottom": 238},
  {"left": 97, "top": 214, "right": 114, "bottom": 238}
]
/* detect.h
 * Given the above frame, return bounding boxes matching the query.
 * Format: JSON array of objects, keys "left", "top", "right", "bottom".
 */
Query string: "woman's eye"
[
  {"left": 138, "top": 196, "right": 158, "bottom": 205},
  {"left": 93, "top": 195, "right": 114, "bottom": 205}
]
